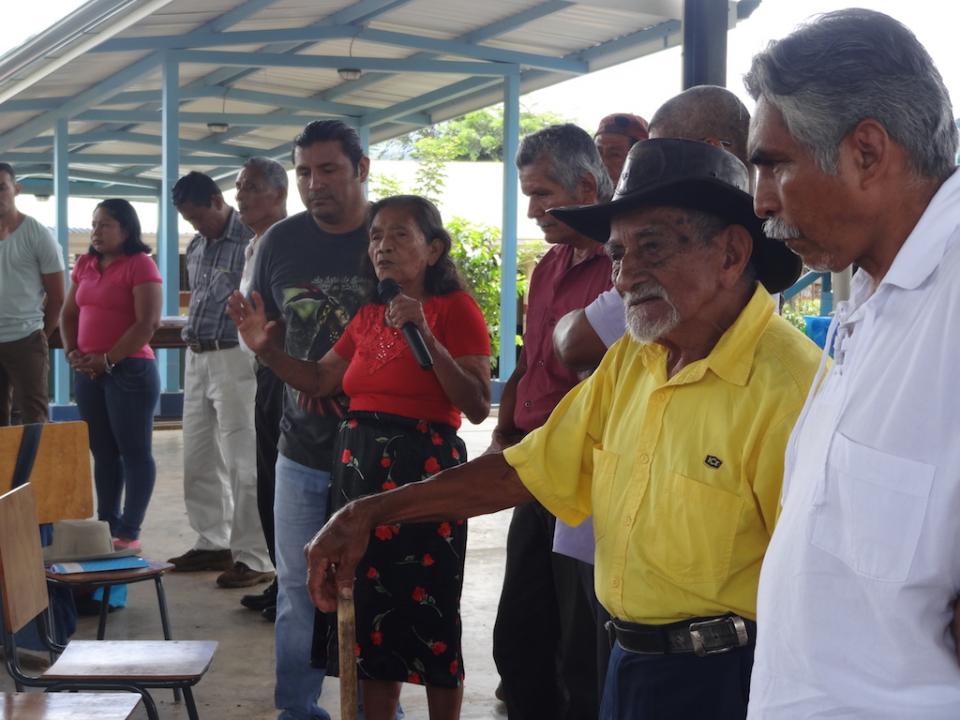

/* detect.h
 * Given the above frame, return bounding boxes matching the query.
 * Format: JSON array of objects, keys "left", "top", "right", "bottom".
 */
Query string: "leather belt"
[
  {"left": 186, "top": 339, "right": 238, "bottom": 353},
  {"left": 607, "top": 614, "right": 754, "bottom": 657}
]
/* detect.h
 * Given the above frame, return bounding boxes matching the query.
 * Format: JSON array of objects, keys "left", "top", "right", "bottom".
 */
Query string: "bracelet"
[{"left": 103, "top": 354, "right": 116, "bottom": 374}]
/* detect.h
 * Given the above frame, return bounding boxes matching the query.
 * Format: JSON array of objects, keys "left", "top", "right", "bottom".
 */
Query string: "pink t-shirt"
[{"left": 71, "top": 253, "right": 162, "bottom": 359}]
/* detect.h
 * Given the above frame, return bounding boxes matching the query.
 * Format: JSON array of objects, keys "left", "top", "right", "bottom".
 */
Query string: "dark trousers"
[
  {"left": 576, "top": 558, "right": 612, "bottom": 701},
  {"left": 493, "top": 501, "right": 599, "bottom": 720},
  {"left": 255, "top": 364, "right": 283, "bottom": 565},
  {"left": 74, "top": 358, "right": 160, "bottom": 540},
  {"left": 600, "top": 639, "right": 754, "bottom": 720}
]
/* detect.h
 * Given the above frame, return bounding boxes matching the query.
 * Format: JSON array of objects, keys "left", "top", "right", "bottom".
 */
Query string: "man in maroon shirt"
[{"left": 489, "top": 124, "right": 614, "bottom": 720}]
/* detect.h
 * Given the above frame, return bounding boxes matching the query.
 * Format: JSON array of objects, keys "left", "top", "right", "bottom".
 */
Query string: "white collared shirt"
[{"left": 749, "top": 168, "right": 960, "bottom": 719}]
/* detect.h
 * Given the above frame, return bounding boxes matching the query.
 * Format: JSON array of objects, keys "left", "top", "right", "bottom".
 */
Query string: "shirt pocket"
[
  {"left": 591, "top": 447, "right": 619, "bottom": 542},
  {"left": 210, "top": 267, "right": 242, "bottom": 303},
  {"left": 812, "top": 432, "right": 934, "bottom": 582},
  {"left": 647, "top": 472, "right": 745, "bottom": 587}
]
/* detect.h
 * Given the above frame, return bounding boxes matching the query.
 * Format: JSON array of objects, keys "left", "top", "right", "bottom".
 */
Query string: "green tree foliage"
[{"left": 375, "top": 106, "right": 568, "bottom": 162}]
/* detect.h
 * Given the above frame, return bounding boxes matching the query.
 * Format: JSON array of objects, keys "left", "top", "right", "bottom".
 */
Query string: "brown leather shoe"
[
  {"left": 216, "top": 562, "right": 275, "bottom": 588},
  {"left": 167, "top": 548, "right": 233, "bottom": 572}
]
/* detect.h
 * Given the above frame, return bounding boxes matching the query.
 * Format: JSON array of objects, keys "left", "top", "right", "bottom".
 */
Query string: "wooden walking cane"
[{"left": 338, "top": 586, "right": 358, "bottom": 720}]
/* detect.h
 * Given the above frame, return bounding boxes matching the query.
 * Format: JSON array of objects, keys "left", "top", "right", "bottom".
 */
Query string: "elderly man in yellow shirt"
[{"left": 304, "top": 138, "right": 821, "bottom": 719}]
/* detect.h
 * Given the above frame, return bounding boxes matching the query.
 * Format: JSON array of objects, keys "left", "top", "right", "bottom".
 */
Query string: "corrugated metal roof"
[{"left": 0, "top": 0, "right": 759, "bottom": 195}]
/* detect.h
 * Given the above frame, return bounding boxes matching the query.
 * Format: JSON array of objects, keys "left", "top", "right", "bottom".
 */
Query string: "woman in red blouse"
[
  {"left": 60, "top": 199, "right": 162, "bottom": 551},
  {"left": 229, "top": 195, "right": 490, "bottom": 720}
]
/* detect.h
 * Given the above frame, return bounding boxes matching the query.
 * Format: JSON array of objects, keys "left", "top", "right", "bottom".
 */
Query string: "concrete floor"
[{"left": 2, "top": 416, "right": 512, "bottom": 720}]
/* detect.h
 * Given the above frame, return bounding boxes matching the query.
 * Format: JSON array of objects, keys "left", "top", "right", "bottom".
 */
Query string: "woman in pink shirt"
[{"left": 61, "top": 199, "right": 163, "bottom": 550}]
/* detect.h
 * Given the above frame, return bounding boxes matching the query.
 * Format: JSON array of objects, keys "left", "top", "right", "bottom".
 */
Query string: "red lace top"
[{"left": 333, "top": 291, "right": 490, "bottom": 428}]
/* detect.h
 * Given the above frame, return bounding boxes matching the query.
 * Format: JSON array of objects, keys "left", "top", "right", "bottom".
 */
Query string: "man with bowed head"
[
  {"left": 304, "top": 138, "right": 821, "bottom": 719},
  {"left": 745, "top": 9, "right": 960, "bottom": 718}
]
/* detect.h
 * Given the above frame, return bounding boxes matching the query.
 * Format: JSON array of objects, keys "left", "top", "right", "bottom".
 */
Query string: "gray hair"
[
  {"left": 744, "top": 8, "right": 957, "bottom": 180},
  {"left": 241, "top": 156, "right": 288, "bottom": 191},
  {"left": 516, "top": 124, "right": 614, "bottom": 202}
]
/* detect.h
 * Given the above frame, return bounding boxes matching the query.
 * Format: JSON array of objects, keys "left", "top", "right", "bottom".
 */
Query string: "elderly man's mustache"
[{"left": 763, "top": 217, "right": 802, "bottom": 241}]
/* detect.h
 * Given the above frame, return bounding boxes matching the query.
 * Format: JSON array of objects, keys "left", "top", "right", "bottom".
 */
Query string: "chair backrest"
[
  {"left": 0, "top": 484, "right": 49, "bottom": 635},
  {"left": 0, "top": 422, "right": 93, "bottom": 523}
]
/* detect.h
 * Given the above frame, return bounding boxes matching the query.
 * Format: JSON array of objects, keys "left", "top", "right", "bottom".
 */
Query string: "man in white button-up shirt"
[{"left": 744, "top": 9, "right": 960, "bottom": 718}]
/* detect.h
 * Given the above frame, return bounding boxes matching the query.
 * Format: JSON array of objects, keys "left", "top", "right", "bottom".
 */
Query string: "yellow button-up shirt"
[{"left": 503, "top": 287, "right": 822, "bottom": 624}]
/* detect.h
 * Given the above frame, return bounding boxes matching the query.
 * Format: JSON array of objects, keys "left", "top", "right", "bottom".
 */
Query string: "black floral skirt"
[{"left": 329, "top": 410, "right": 468, "bottom": 688}]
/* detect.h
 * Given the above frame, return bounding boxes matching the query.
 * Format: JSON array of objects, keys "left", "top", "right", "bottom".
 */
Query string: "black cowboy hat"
[{"left": 548, "top": 138, "right": 802, "bottom": 293}]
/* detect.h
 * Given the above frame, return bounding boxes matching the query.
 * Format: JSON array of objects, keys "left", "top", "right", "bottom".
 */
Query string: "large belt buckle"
[{"left": 689, "top": 616, "right": 748, "bottom": 657}]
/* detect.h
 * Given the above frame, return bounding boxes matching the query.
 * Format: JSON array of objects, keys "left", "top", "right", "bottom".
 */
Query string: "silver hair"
[
  {"left": 745, "top": 8, "right": 957, "bottom": 179},
  {"left": 516, "top": 123, "right": 614, "bottom": 202},
  {"left": 241, "top": 156, "right": 288, "bottom": 191}
]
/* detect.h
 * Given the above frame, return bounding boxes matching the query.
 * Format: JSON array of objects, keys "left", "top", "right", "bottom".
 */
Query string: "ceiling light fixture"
[
  {"left": 207, "top": 90, "right": 230, "bottom": 134},
  {"left": 337, "top": 34, "right": 363, "bottom": 81}
]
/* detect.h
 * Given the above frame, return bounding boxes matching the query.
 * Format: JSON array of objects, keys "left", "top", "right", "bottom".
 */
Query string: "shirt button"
[
  {"left": 523, "top": 400, "right": 532, "bottom": 408},
  {"left": 639, "top": 453, "right": 650, "bottom": 464},
  {"left": 624, "top": 515, "right": 633, "bottom": 527},
  {"left": 537, "top": 360, "right": 544, "bottom": 367},
  {"left": 611, "top": 577, "right": 620, "bottom": 588}
]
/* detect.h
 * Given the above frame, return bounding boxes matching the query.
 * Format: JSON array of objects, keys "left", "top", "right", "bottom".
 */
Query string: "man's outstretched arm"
[{"left": 305, "top": 453, "right": 533, "bottom": 611}]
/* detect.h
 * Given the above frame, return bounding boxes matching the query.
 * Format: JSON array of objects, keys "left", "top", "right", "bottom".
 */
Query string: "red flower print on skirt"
[
  {"left": 424, "top": 456, "right": 441, "bottom": 474},
  {"left": 341, "top": 449, "right": 353, "bottom": 464}
]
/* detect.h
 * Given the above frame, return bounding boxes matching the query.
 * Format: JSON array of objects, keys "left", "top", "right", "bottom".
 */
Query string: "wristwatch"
[{"left": 103, "top": 353, "right": 116, "bottom": 374}]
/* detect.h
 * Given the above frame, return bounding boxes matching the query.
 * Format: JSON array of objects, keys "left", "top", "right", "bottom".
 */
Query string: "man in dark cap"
[
  {"left": 303, "top": 139, "right": 820, "bottom": 718},
  {"left": 593, "top": 112, "right": 649, "bottom": 184}
]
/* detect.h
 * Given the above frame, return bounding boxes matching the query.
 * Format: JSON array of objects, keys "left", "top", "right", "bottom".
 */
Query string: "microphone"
[{"left": 377, "top": 278, "right": 434, "bottom": 370}]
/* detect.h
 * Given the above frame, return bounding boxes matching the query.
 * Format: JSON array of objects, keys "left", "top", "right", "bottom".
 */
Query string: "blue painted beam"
[
  {"left": 358, "top": 28, "right": 585, "bottom": 73},
  {"left": 406, "top": 19, "right": 685, "bottom": 126},
  {"left": 58, "top": 170, "right": 161, "bottom": 189},
  {"left": 326, "top": 0, "right": 412, "bottom": 25},
  {"left": 97, "top": 26, "right": 585, "bottom": 73},
  {"left": 31, "top": 0, "right": 295, "bottom": 163},
  {"left": 189, "top": 86, "right": 429, "bottom": 122},
  {"left": 360, "top": 77, "right": 502, "bottom": 127},
  {"left": 20, "top": 130, "right": 250, "bottom": 158},
  {"left": 0, "top": 54, "right": 162, "bottom": 152},
  {"left": 173, "top": 50, "right": 519, "bottom": 76},
  {"left": 577, "top": 19, "right": 681, "bottom": 63},
  {"left": 98, "top": 0, "right": 415, "bottom": 177},
  {"left": 191, "top": 87, "right": 364, "bottom": 116},
  {"left": 76, "top": 110, "right": 321, "bottom": 127},
  {"left": 18, "top": 179, "right": 159, "bottom": 197},
  {"left": 498, "top": 75, "right": 520, "bottom": 380},
  {"left": 4, "top": 152, "right": 249, "bottom": 165},
  {"left": 322, "top": 0, "right": 574, "bottom": 101},
  {"left": 53, "top": 119, "right": 71, "bottom": 405}
]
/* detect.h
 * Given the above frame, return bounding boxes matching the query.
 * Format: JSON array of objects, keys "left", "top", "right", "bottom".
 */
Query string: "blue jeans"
[
  {"left": 74, "top": 357, "right": 160, "bottom": 540},
  {"left": 274, "top": 453, "right": 332, "bottom": 720}
]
